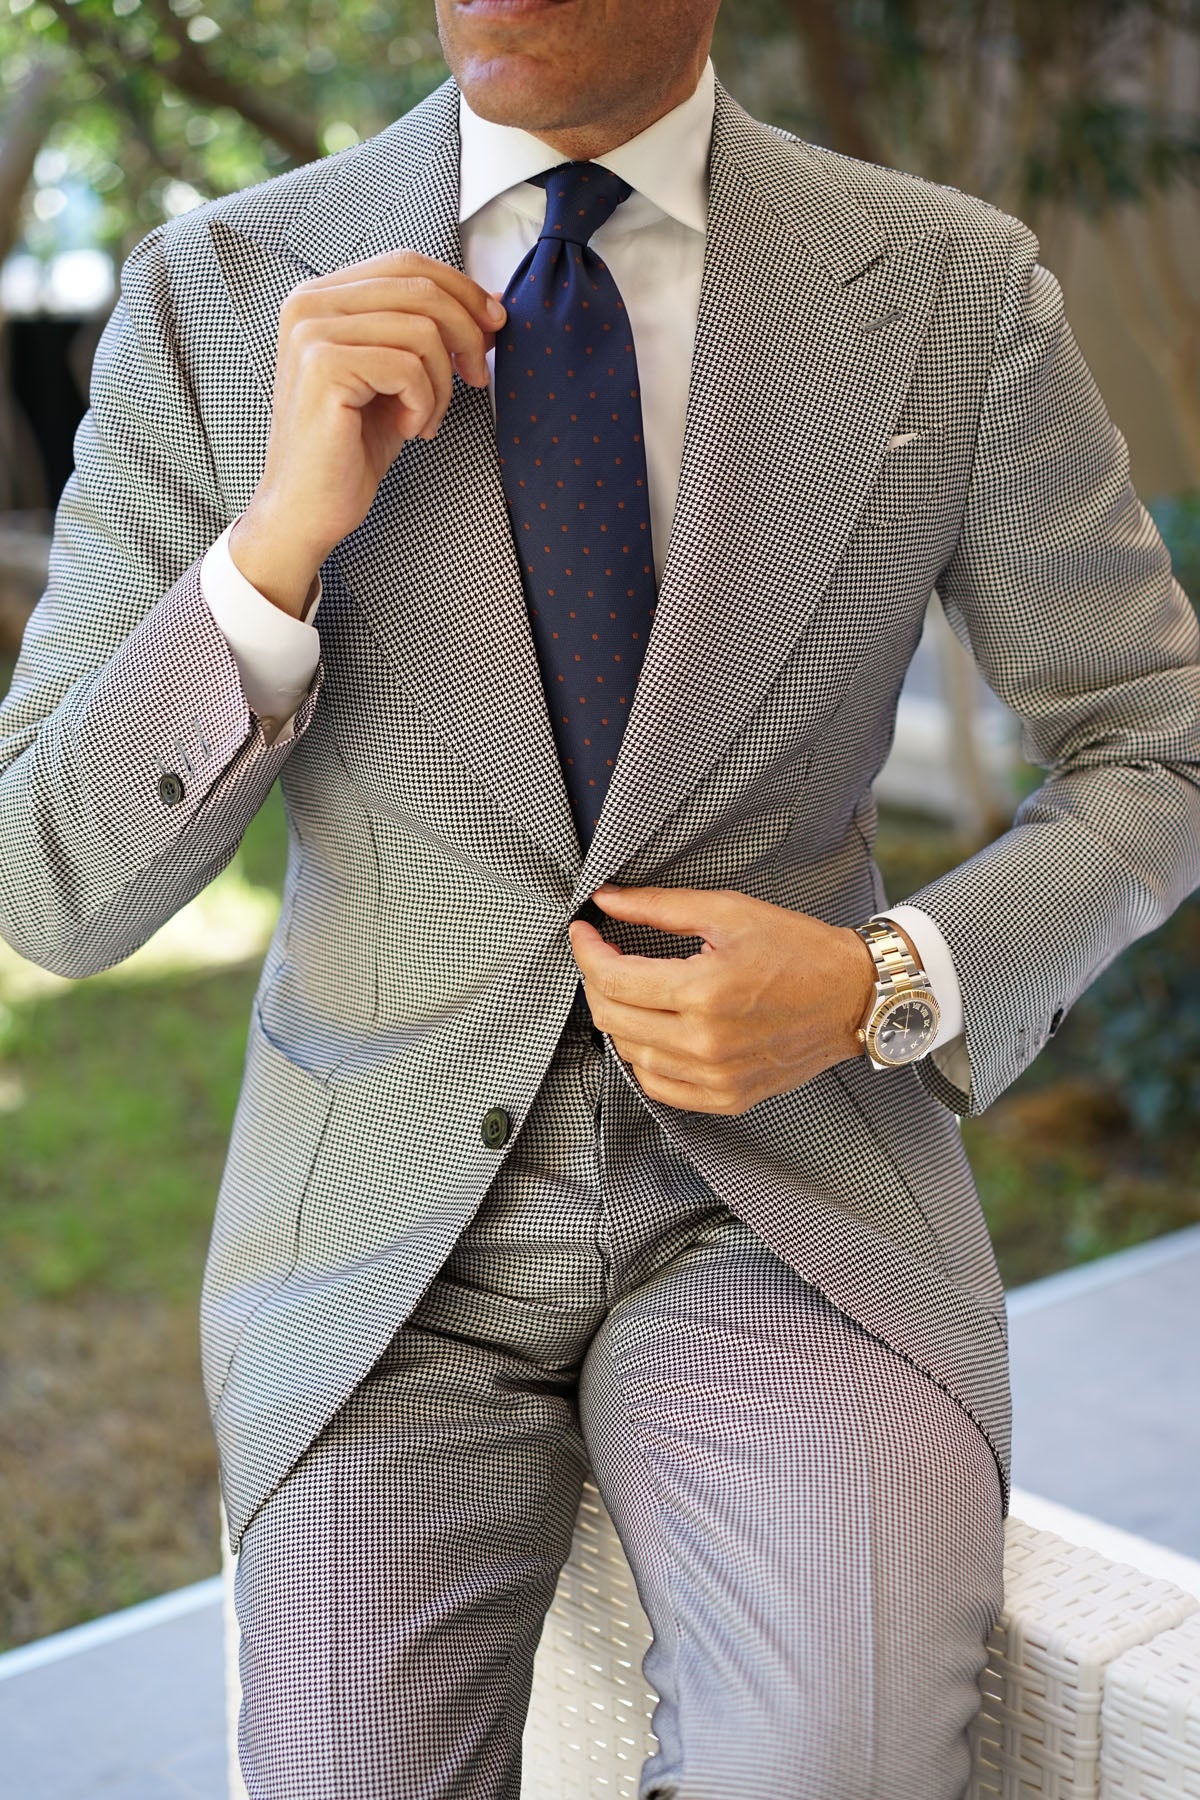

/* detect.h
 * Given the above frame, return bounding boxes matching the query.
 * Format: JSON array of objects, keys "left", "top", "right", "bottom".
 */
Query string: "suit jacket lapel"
[
  {"left": 575, "top": 84, "right": 949, "bottom": 901},
  {"left": 209, "top": 75, "right": 949, "bottom": 900}
]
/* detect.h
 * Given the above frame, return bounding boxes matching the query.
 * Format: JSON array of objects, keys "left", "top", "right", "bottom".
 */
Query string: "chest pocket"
[{"left": 855, "top": 431, "right": 941, "bottom": 527}]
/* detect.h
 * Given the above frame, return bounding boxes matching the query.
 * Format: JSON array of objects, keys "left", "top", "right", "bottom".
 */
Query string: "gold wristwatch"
[{"left": 854, "top": 917, "right": 941, "bottom": 1070}]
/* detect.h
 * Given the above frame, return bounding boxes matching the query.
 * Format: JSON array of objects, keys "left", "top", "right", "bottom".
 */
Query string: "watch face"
[{"left": 871, "top": 993, "right": 940, "bottom": 1065}]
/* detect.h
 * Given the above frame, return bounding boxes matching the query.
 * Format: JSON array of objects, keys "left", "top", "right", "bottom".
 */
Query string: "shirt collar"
[{"left": 457, "top": 57, "right": 714, "bottom": 233}]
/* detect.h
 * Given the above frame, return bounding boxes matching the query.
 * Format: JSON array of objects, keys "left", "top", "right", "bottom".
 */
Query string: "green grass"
[
  {"left": 0, "top": 770, "right": 288, "bottom": 1648},
  {"left": 0, "top": 782, "right": 288, "bottom": 1308},
  {"left": 4, "top": 965, "right": 257, "bottom": 1301}
]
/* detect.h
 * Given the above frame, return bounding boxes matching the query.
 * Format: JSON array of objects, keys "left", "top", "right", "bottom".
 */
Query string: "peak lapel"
[
  {"left": 574, "top": 83, "right": 949, "bottom": 904},
  {"left": 211, "top": 77, "right": 583, "bottom": 885}
]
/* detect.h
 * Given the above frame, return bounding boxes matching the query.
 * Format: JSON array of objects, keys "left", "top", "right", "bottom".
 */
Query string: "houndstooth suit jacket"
[{"left": 1, "top": 73, "right": 1198, "bottom": 1551}]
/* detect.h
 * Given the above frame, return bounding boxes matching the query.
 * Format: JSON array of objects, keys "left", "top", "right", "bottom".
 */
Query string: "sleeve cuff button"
[{"left": 158, "top": 771, "right": 185, "bottom": 806}]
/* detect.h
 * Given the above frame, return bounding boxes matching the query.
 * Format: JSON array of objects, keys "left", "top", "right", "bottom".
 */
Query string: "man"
[{"left": 1, "top": 0, "right": 1197, "bottom": 1792}]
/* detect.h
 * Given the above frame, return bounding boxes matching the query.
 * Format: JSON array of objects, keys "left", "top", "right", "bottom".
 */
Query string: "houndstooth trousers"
[{"left": 233, "top": 994, "right": 1005, "bottom": 1800}]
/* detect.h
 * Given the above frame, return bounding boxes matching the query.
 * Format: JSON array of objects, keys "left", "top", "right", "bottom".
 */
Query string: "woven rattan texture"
[
  {"left": 523, "top": 1478, "right": 656, "bottom": 1798},
  {"left": 968, "top": 1519, "right": 1198, "bottom": 1799},
  {"left": 1101, "top": 1613, "right": 1200, "bottom": 1800}
]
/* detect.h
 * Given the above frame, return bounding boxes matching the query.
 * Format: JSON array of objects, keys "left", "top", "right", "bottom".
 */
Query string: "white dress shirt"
[{"left": 199, "top": 57, "right": 968, "bottom": 1070}]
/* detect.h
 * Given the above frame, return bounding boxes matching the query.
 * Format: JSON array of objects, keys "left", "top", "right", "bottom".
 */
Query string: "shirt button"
[
  {"left": 480, "top": 1107, "right": 512, "bottom": 1149},
  {"left": 158, "top": 771, "right": 185, "bottom": 806}
]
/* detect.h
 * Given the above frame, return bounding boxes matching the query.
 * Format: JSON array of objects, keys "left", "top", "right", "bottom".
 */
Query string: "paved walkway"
[
  {"left": 0, "top": 1586, "right": 226, "bottom": 1799},
  {"left": 3, "top": 1223, "right": 1199, "bottom": 1798},
  {"left": 1008, "top": 1222, "right": 1200, "bottom": 1559}
]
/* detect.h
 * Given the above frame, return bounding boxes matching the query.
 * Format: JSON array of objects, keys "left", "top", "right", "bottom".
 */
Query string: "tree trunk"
[
  {"left": 0, "top": 61, "right": 61, "bottom": 269},
  {"left": 783, "top": 0, "right": 884, "bottom": 164},
  {"left": 1099, "top": 206, "right": 1200, "bottom": 490}
]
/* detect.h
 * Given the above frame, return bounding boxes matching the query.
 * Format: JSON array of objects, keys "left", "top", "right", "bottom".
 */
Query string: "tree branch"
[
  {"left": 138, "top": 0, "right": 321, "bottom": 165},
  {"left": 42, "top": 0, "right": 320, "bottom": 167}
]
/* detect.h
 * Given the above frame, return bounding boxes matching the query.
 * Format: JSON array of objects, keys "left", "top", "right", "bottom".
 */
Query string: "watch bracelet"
[{"left": 854, "top": 917, "right": 931, "bottom": 1000}]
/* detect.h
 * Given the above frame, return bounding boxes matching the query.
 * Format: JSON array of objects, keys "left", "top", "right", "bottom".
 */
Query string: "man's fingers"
[
  {"left": 571, "top": 926, "right": 694, "bottom": 1012},
  {"left": 301, "top": 278, "right": 495, "bottom": 366},
  {"left": 591, "top": 995, "right": 684, "bottom": 1055},
  {"left": 291, "top": 256, "right": 504, "bottom": 375},
  {"left": 617, "top": 1060, "right": 722, "bottom": 1113},
  {"left": 591, "top": 883, "right": 737, "bottom": 946},
  {"left": 285, "top": 284, "right": 492, "bottom": 390},
  {"left": 290, "top": 312, "right": 455, "bottom": 426},
  {"left": 299, "top": 249, "right": 501, "bottom": 318},
  {"left": 298, "top": 342, "right": 438, "bottom": 436}
]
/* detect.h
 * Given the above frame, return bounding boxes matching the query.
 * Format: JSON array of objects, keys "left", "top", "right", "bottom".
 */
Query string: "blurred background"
[{"left": 0, "top": 0, "right": 1197, "bottom": 1656}]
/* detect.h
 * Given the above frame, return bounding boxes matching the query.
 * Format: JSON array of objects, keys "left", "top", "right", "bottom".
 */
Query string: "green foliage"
[
  {"left": 2, "top": 0, "right": 446, "bottom": 259},
  {"left": 1064, "top": 899, "right": 1200, "bottom": 1138},
  {"left": 4, "top": 0, "right": 1198, "bottom": 268},
  {"left": 1150, "top": 489, "right": 1200, "bottom": 612},
  {"left": 1023, "top": 99, "right": 1200, "bottom": 215}
]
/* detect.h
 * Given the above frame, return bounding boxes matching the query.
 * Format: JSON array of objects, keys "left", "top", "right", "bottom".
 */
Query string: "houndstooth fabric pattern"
[
  {"left": 0, "top": 72, "right": 1197, "bottom": 1554},
  {"left": 234, "top": 1001, "right": 1004, "bottom": 1799}
]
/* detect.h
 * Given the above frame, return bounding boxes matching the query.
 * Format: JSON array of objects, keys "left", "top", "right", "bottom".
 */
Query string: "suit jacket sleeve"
[
  {"left": 902, "top": 216, "right": 1200, "bottom": 1117},
  {"left": 0, "top": 225, "right": 324, "bottom": 979}
]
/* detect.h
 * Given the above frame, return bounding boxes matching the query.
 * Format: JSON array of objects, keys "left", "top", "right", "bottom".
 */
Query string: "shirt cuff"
[
  {"left": 878, "top": 903, "right": 971, "bottom": 1094},
  {"left": 200, "top": 520, "right": 322, "bottom": 744}
]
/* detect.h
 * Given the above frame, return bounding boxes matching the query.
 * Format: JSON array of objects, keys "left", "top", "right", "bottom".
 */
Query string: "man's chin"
[{"left": 455, "top": 61, "right": 588, "bottom": 132}]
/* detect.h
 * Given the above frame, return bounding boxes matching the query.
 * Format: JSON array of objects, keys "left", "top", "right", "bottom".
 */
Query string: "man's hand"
[
  {"left": 569, "top": 885, "right": 879, "bottom": 1115},
  {"left": 230, "top": 251, "right": 507, "bottom": 617}
]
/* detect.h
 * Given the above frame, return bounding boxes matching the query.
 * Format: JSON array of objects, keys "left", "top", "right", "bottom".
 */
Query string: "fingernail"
[{"left": 487, "top": 296, "right": 506, "bottom": 323}]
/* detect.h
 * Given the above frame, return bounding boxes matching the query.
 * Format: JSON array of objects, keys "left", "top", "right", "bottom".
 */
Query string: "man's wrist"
[
  {"left": 841, "top": 925, "right": 879, "bottom": 1052},
  {"left": 229, "top": 510, "right": 324, "bottom": 621},
  {"left": 840, "top": 920, "right": 925, "bottom": 1040},
  {"left": 884, "top": 919, "right": 923, "bottom": 969}
]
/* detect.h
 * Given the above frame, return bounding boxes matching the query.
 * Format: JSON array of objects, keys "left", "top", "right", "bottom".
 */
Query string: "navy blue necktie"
[{"left": 493, "top": 161, "right": 658, "bottom": 853}]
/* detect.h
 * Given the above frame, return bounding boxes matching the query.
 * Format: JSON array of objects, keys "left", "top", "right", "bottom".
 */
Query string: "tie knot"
[{"left": 531, "top": 161, "right": 632, "bottom": 248}]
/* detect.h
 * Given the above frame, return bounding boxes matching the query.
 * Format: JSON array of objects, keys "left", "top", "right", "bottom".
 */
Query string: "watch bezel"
[{"left": 862, "top": 985, "right": 941, "bottom": 1067}]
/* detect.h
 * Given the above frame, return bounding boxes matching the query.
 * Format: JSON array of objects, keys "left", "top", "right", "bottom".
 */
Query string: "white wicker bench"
[{"left": 221, "top": 1478, "right": 1200, "bottom": 1798}]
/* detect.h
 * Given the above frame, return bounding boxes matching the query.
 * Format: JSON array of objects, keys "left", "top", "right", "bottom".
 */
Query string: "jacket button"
[
  {"left": 1049, "top": 1008, "right": 1064, "bottom": 1036},
  {"left": 480, "top": 1107, "right": 511, "bottom": 1149},
  {"left": 158, "top": 771, "right": 185, "bottom": 806}
]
